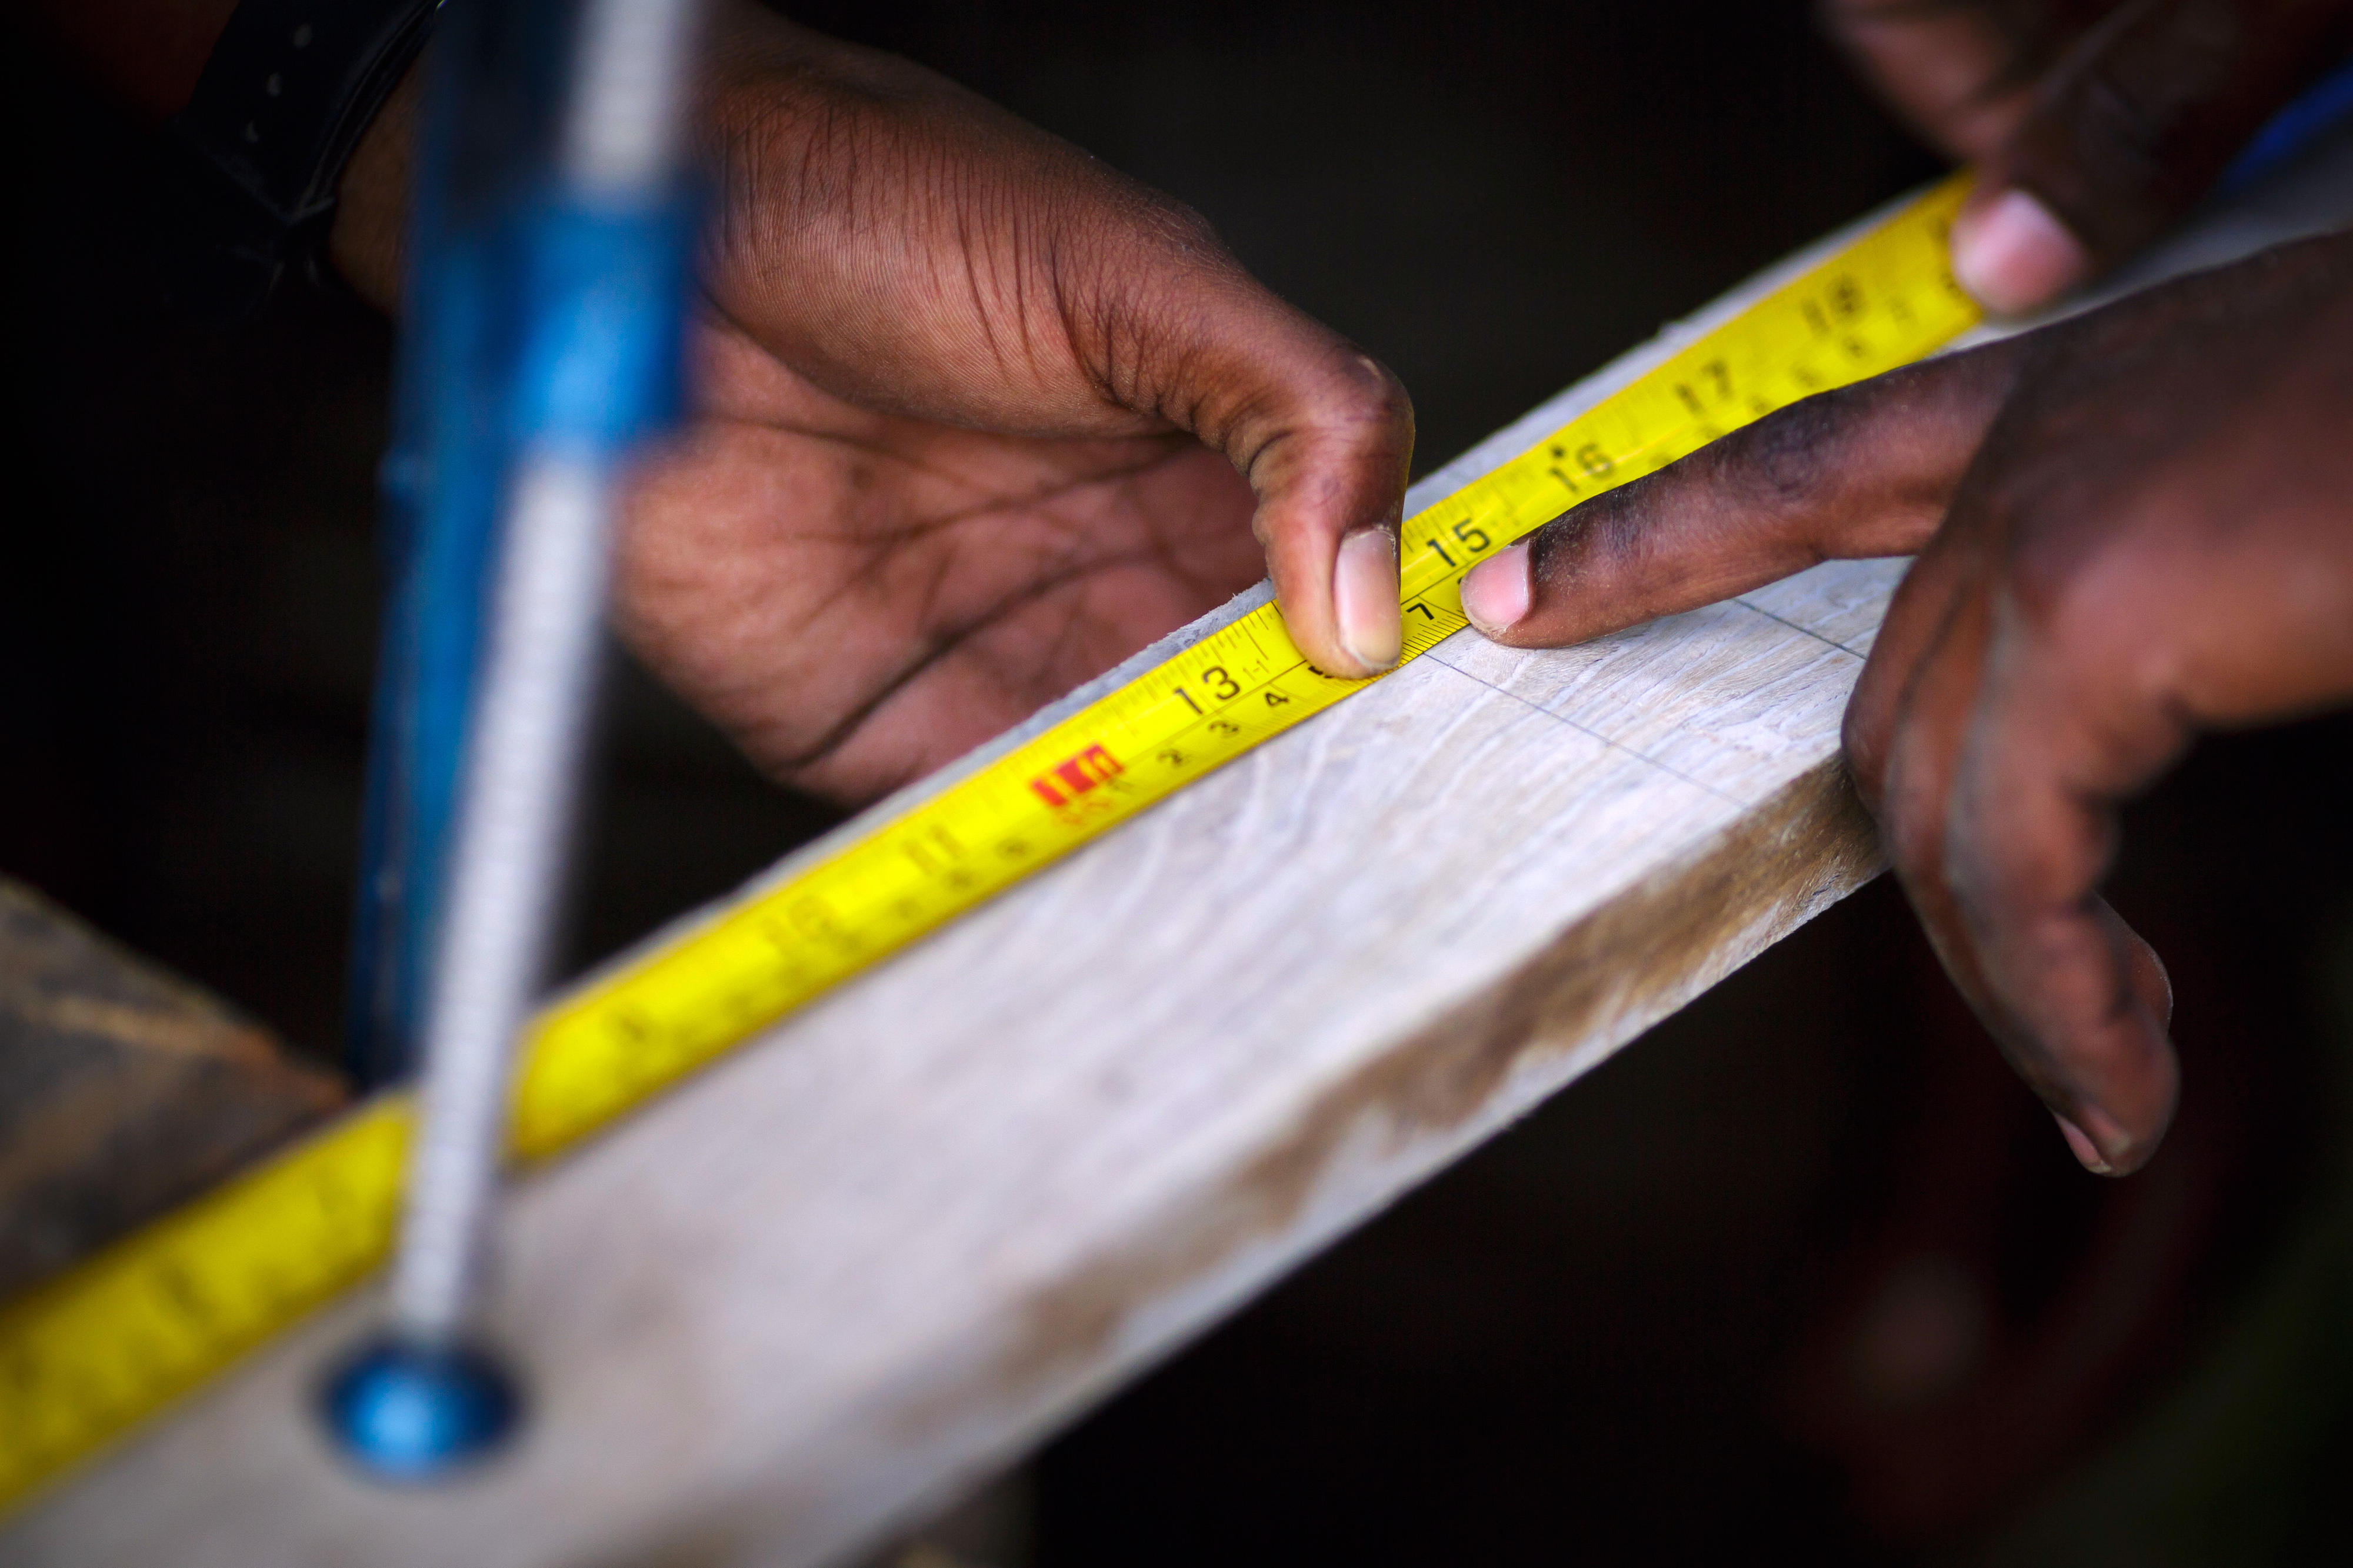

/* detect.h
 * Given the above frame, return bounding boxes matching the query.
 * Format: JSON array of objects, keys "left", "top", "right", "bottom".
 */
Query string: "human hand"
[
  {"left": 326, "top": 2, "right": 1412, "bottom": 806},
  {"left": 614, "top": 324, "right": 1277, "bottom": 802},
  {"left": 609, "top": 2, "right": 1412, "bottom": 803},
  {"left": 1457, "top": 232, "right": 2353, "bottom": 1173},
  {"left": 1821, "top": 0, "right": 2353, "bottom": 311}
]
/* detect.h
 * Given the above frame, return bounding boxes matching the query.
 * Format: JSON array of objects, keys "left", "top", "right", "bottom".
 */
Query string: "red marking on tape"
[{"left": 1028, "top": 744, "right": 1122, "bottom": 808}]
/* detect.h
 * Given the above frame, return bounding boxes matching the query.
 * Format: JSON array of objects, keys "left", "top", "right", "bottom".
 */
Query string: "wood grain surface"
[{"left": 14, "top": 127, "right": 2353, "bottom": 1568}]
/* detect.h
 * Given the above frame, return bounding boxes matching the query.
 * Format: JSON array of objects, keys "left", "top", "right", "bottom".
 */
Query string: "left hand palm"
[{"left": 618, "top": 317, "right": 1266, "bottom": 804}]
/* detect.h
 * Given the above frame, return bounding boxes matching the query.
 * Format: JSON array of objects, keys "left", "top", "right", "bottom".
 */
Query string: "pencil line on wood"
[
  {"left": 1421, "top": 642, "right": 1752, "bottom": 808},
  {"left": 1729, "top": 595, "right": 1868, "bottom": 656}
]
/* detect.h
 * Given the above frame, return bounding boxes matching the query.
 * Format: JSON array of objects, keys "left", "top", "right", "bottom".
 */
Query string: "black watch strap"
[{"left": 165, "top": 0, "right": 445, "bottom": 321}]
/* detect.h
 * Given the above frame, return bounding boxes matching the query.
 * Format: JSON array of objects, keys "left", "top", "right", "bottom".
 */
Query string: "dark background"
[{"left": 4, "top": 2, "right": 2349, "bottom": 1562}]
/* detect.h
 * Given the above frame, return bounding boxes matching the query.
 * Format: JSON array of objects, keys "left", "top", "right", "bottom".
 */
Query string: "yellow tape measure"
[{"left": 0, "top": 175, "right": 1979, "bottom": 1514}]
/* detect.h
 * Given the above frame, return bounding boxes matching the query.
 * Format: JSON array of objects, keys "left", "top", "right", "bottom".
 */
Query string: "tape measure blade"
[{"left": 0, "top": 1102, "right": 411, "bottom": 1510}]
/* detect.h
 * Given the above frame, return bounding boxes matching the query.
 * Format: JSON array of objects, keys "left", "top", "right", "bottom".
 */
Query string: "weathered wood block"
[{"left": 0, "top": 878, "right": 344, "bottom": 1299}]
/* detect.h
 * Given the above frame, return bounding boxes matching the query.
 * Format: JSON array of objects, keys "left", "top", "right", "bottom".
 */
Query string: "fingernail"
[
  {"left": 2052, "top": 1114, "right": 2111, "bottom": 1174},
  {"left": 1950, "top": 189, "right": 2089, "bottom": 315},
  {"left": 1460, "top": 542, "right": 1530, "bottom": 637},
  {"left": 2052, "top": 1106, "right": 2131, "bottom": 1176},
  {"left": 1334, "top": 527, "right": 1401, "bottom": 673}
]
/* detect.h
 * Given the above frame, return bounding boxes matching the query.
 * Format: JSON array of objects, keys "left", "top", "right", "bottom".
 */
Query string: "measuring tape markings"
[
  {"left": 0, "top": 1102, "right": 409, "bottom": 1496},
  {"left": 0, "top": 175, "right": 1977, "bottom": 1514}
]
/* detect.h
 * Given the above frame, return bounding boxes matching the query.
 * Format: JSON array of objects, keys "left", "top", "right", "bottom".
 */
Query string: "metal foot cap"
[{"left": 319, "top": 1337, "right": 522, "bottom": 1480}]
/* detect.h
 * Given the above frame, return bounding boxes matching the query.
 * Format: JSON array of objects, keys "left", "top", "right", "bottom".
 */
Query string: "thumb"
[
  {"left": 1083, "top": 242, "right": 1416, "bottom": 679},
  {"left": 1952, "top": 0, "right": 2353, "bottom": 313}
]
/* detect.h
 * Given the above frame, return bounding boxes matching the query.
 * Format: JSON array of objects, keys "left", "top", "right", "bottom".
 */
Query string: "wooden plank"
[
  {"left": 0, "top": 877, "right": 343, "bottom": 1300},
  {"left": 14, "top": 131, "right": 2353, "bottom": 1566}
]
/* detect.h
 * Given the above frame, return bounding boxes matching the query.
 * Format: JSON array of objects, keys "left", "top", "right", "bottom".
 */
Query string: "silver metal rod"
[
  {"left": 385, "top": 0, "right": 702, "bottom": 1355},
  {"left": 564, "top": 0, "right": 698, "bottom": 192},
  {"left": 391, "top": 453, "right": 614, "bottom": 1343}
]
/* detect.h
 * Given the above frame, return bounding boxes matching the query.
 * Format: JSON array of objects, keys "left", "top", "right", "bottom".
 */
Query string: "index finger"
[{"left": 1459, "top": 343, "right": 2023, "bottom": 646}]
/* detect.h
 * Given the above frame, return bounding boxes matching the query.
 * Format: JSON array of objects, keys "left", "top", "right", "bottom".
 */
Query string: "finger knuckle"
[
  {"left": 1238, "top": 347, "right": 1414, "bottom": 481},
  {"left": 1061, "top": 205, "right": 1258, "bottom": 408},
  {"left": 1541, "top": 483, "right": 1653, "bottom": 576},
  {"left": 1128, "top": 193, "right": 1227, "bottom": 259},
  {"left": 1720, "top": 389, "right": 1848, "bottom": 507},
  {"left": 1324, "top": 351, "right": 1416, "bottom": 439},
  {"left": 1707, "top": 376, "right": 1887, "bottom": 520}
]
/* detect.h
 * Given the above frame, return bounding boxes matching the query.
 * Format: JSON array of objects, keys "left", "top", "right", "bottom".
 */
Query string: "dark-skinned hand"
[
  {"left": 325, "top": 1, "right": 1413, "bottom": 806},
  {"left": 1459, "top": 232, "right": 2353, "bottom": 1175},
  {"left": 1822, "top": 0, "right": 2353, "bottom": 311}
]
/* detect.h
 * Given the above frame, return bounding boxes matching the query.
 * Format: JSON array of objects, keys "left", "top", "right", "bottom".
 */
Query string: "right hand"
[
  {"left": 1822, "top": 0, "right": 2353, "bottom": 311},
  {"left": 1458, "top": 232, "right": 2353, "bottom": 1175}
]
